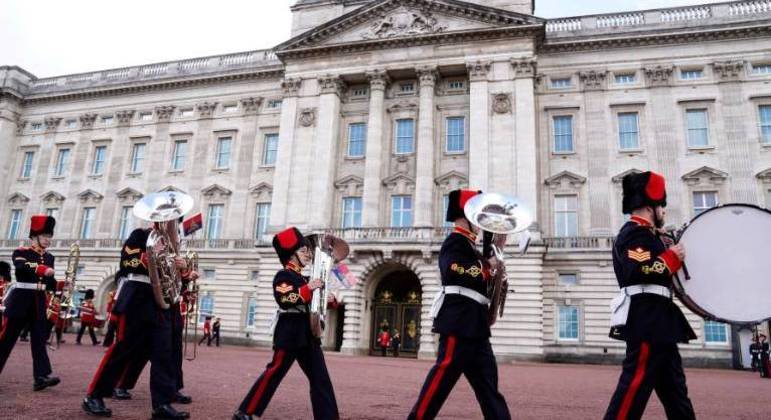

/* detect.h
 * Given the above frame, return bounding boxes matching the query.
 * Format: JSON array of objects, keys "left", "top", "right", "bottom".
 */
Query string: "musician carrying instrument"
[
  {"left": 305, "top": 234, "right": 350, "bottom": 338},
  {"left": 47, "top": 242, "right": 79, "bottom": 323}
]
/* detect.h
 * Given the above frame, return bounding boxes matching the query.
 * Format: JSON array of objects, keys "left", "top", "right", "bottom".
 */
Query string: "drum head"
[{"left": 677, "top": 204, "right": 771, "bottom": 324}]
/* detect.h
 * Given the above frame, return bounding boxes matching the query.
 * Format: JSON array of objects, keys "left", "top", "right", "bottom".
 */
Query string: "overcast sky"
[{"left": 0, "top": 0, "right": 725, "bottom": 78}]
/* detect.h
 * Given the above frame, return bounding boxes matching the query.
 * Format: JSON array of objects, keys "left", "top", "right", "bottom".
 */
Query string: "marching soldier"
[
  {"left": 759, "top": 334, "right": 770, "bottom": 378},
  {"left": 0, "top": 215, "right": 63, "bottom": 391},
  {"left": 604, "top": 171, "right": 696, "bottom": 420},
  {"left": 407, "top": 189, "right": 511, "bottom": 420},
  {"left": 750, "top": 334, "right": 761, "bottom": 373},
  {"left": 82, "top": 227, "right": 194, "bottom": 419},
  {"left": 199, "top": 316, "right": 212, "bottom": 346},
  {"left": 77, "top": 289, "right": 100, "bottom": 345},
  {"left": 211, "top": 317, "right": 221, "bottom": 347},
  {"left": 233, "top": 227, "right": 339, "bottom": 420}
]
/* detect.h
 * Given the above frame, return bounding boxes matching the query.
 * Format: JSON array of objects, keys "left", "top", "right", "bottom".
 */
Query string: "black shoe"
[
  {"left": 93, "top": 341, "right": 101, "bottom": 346},
  {"left": 173, "top": 391, "right": 192, "bottom": 404},
  {"left": 152, "top": 404, "right": 190, "bottom": 419},
  {"left": 82, "top": 397, "right": 112, "bottom": 417},
  {"left": 232, "top": 411, "right": 252, "bottom": 420},
  {"left": 33, "top": 375, "right": 60, "bottom": 391},
  {"left": 112, "top": 388, "right": 132, "bottom": 400},
  {"left": 20, "top": 337, "right": 29, "bottom": 342}
]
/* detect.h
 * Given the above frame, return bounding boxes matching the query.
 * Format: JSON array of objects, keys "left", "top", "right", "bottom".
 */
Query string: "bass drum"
[{"left": 673, "top": 204, "right": 771, "bottom": 324}]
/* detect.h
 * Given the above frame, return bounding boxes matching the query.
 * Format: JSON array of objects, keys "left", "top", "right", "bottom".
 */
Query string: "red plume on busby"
[
  {"left": 446, "top": 189, "right": 482, "bottom": 222},
  {"left": 29, "top": 215, "right": 56, "bottom": 238},
  {"left": 272, "top": 227, "right": 307, "bottom": 266},
  {"left": 622, "top": 171, "right": 667, "bottom": 214},
  {"left": 0, "top": 261, "right": 11, "bottom": 281}
]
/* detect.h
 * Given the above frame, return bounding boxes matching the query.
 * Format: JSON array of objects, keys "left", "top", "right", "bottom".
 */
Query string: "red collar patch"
[
  {"left": 630, "top": 216, "right": 653, "bottom": 228},
  {"left": 285, "top": 261, "right": 302, "bottom": 274},
  {"left": 454, "top": 226, "right": 477, "bottom": 243}
]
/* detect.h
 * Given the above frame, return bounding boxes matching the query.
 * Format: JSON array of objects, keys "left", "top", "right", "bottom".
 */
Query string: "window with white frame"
[
  {"left": 45, "top": 208, "right": 58, "bottom": 218},
  {"left": 139, "top": 112, "right": 153, "bottom": 121},
  {"left": 752, "top": 64, "right": 771, "bottom": 75},
  {"left": 130, "top": 143, "right": 145, "bottom": 173},
  {"left": 558, "top": 273, "right": 578, "bottom": 285},
  {"left": 391, "top": 195, "right": 413, "bottom": 227},
  {"left": 551, "top": 78, "right": 572, "bottom": 88},
  {"left": 216, "top": 137, "right": 232, "bottom": 169},
  {"left": 618, "top": 112, "right": 640, "bottom": 150},
  {"left": 446, "top": 117, "right": 465, "bottom": 153},
  {"left": 553, "top": 116, "right": 574, "bottom": 153},
  {"left": 171, "top": 140, "right": 187, "bottom": 171},
  {"left": 20, "top": 151, "right": 34, "bottom": 178},
  {"left": 395, "top": 119, "right": 415, "bottom": 154},
  {"left": 204, "top": 269, "right": 216, "bottom": 281},
  {"left": 267, "top": 99, "right": 282, "bottom": 109},
  {"left": 206, "top": 204, "right": 224, "bottom": 239},
  {"left": 442, "top": 194, "right": 452, "bottom": 227},
  {"left": 31, "top": 122, "right": 43, "bottom": 131},
  {"left": 80, "top": 207, "right": 96, "bottom": 239},
  {"left": 179, "top": 108, "right": 194, "bottom": 118},
  {"left": 680, "top": 69, "right": 704, "bottom": 80},
  {"left": 198, "top": 294, "right": 214, "bottom": 323},
  {"left": 693, "top": 191, "right": 718, "bottom": 216},
  {"left": 759, "top": 105, "right": 771, "bottom": 145},
  {"left": 347, "top": 123, "right": 367, "bottom": 158},
  {"left": 7, "top": 209, "right": 22, "bottom": 239},
  {"left": 447, "top": 80, "right": 465, "bottom": 90},
  {"left": 554, "top": 195, "right": 578, "bottom": 237},
  {"left": 558, "top": 305, "right": 579, "bottom": 340},
  {"left": 399, "top": 83, "right": 415, "bottom": 93},
  {"left": 101, "top": 115, "right": 113, "bottom": 125},
  {"left": 341, "top": 197, "right": 362, "bottom": 228},
  {"left": 223, "top": 104, "right": 238, "bottom": 113},
  {"left": 54, "top": 148, "right": 70, "bottom": 177},
  {"left": 614, "top": 73, "right": 636, "bottom": 84},
  {"left": 245, "top": 297, "right": 258, "bottom": 328},
  {"left": 65, "top": 119, "right": 77, "bottom": 129},
  {"left": 118, "top": 206, "right": 134, "bottom": 240},
  {"left": 686, "top": 109, "right": 709, "bottom": 148},
  {"left": 704, "top": 320, "right": 728, "bottom": 344},
  {"left": 262, "top": 133, "right": 279, "bottom": 166},
  {"left": 92, "top": 145, "right": 107, "bottom": 175},
  {"left": 254, "top": 203, "right": 270, "bottom": 239}
]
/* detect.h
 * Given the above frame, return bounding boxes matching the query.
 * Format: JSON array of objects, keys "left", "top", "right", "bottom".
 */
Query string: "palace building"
[{"left": 1, "top": 0, "right": 771, "bottom": 366}]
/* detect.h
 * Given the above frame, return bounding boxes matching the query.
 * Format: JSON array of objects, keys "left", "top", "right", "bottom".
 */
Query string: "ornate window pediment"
[
  {"left": 158, "top": 185, "right": 187, "bottom": 194},
  {"left": 611, "top": 168, "right": 644, "bottom": 184},
  {"left": 201, "top": 184, "right": 232, "bottom": 200},
  {"left": 757, "top": 168, "right": 771, "bottom": 184},
  {"left": 382, "top": 172, "right": 415, "bottom": 194},
  {"left": 334, "top": 175, "right": 364, "bottom": 196},
  {"left": 8, "top": 192, "right": 30, "bottom": 206},
  {"left": 78, "top": 189, "right": 104, "bottom": 203},
  {"left": 116, "top": 187, "right": 144, "bottom": 203},
  {"left": 249, "top": 182, "right": 273, "bottom": 201},
  {"left": 434, "top": 171, "right": 468, "bottom": 192},
  {"left": 544, "top": 171, "right": 587, "bottom": 189},
  {"left": 681, "top": 166, "right": 729, "bottom": 186},
  {"left": 40, "top": 191, "right": 66, "bottom": 205}
]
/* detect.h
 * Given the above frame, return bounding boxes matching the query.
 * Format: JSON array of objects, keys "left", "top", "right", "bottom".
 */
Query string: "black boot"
[
  {"left": 33, "top": 375, "right": 60, "bottom": 391},
  {"left": 173, "top": 391, "right": 192, "bottom": 404},
  {"left": 82, "top": 397, "right": 113, "bottom": 417},
  {"left": 152, "top": 404, "right": 190, "bottom": 419},
  {"left": 232, "top": 411, "right": 253, "bottom": 420},
  {"left": 112, "top": 388, "right": 132, "bottom": 400}
]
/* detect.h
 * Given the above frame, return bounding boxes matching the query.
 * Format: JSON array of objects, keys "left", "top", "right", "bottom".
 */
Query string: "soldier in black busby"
[
  {"left": 750, "top": 333, "right": 761, "bottom": 373},
  {"left": 233, "top": 227, "right": 339, "bottom": 420},
  {"left": 407, "top": 189, "right": 511, "bottom": 420},
  {"left": 76, "top": 289, "right": 100, "bottom": 345},
  {"left": 759, "top": 334, "right": 770, "bottom": 378},
  {"left": 0, "top": 215, "right": 63, "bottom": 391},
  {"left": 603, "top": 171, "right": 697, "bottom": 420}
]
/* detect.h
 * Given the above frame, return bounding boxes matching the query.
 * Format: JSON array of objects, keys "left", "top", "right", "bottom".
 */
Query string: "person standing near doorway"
[
  {"left": 378, "top": 326, "right": 390, "bottom": 357},
  {"left": 212, "top": 317, "right": 221, "bottom": 347},
  {"left": 391, "top": 331, "right": 401, "bottom": 358}
]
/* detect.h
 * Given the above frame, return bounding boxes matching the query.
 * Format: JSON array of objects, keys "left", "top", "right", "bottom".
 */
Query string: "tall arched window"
[
  {"left": 199, "top": 294, "right": 215, "bottom": 323},
  {"left": 245, "top": 297, "right": 258, "bottom": 329}
]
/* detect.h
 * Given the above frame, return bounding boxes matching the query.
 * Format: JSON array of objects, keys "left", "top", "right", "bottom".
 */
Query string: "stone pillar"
[
  {"left": 188, "top": 101, "right": 218, "bottom": 215},
  {"left": 512, "top": 59, "right": 540, "bottom": 219},
  {"left": 62, "top": 113, "right": 98, "bottom": 238},
  {"left": 269, "top": 78, "right": 301, "bottom": 230},
  {"left": 414, "top": 66, "right": 438, "bottom": 228},
  {"left": 0, "top": 95, "right": 22, "bottom": 222},
  {"left": 468, "top": 61, "right": 491, "bottom": 190},
  {"left": 362, "top": 70, "right": 389, "bottom": 228},
  {"left": 228, "top": 97, "right": 263, "bottom": 238},
  {"left": 98, "top": 110, "right": 134, "bottom": 236},
  {"left": 579, "top": 70, "right": 612, "bottom": 235},
  {"left": 308, "top": 76, "right": 344, "bottom": 229}
]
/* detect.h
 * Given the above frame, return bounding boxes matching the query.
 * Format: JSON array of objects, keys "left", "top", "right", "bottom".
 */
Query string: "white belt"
[
  {"left": 125, "top": 274, "right": 150, "bottom": 284},
  {"left": 268, "top": 306, "right": 308, "bottom": 335},
  {"left": 624, "top": 284, "right": 671, "bottom": 299},
  {"left": 610, "top": 284, "right": 671, "bottom": 328},
  {"left": 9, "top": 282, "right": 46, "bottom": 291},
  {"left": 429, "top": 285, "right": 491, "bottom": 319}
]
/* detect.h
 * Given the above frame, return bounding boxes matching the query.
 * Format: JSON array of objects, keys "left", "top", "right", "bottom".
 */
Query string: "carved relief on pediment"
[{"left": 361, "top": 7, "right": 447, "bottom": 40}]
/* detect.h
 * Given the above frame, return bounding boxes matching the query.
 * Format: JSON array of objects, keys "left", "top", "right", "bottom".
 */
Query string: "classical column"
[
  {"left": 414, "top": 66, "right": 438, "bottom": 228},
  {"left": 361, "top": 70, "right": 389, "bottom": 227},
  {"left": 579, "top": 70, "right": 612, "bottom": 235},
  {"left": 512, "top": 58, "right": 540, "bottom": 221},
  {"left": 269, "top": 78, "right": 301, "bottom": 230},
  {"left": 308, "top": 76, "right": 344, "bottom": 229},
  {"left": 468, "top": 61, "right": 491, "bottom": 190}
]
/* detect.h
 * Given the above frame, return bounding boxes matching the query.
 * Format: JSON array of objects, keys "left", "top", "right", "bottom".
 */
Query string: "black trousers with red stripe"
[
  {"left": 0, "top": 315, "right": 52, "bottom": 379},
  {"left": 408, "top": 334, "right": 510, "bottom": 420},
  {"left": 604, "top": 341, "right": 695, "bottom": 420},
  {"left": 120, "top": 309, "right": 184, "bottom": 392},
  {"left": 237, "top": 341, "right": 338, "bottom": 419}
]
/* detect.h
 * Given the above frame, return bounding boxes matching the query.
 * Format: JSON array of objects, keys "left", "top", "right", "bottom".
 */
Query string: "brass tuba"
[
  {"left": 133, "top": 192, "right": 194, "bottom": 310},
  {"left": 464, "top": 193, "right": 534, "bottom": 326},
  {"left": 47, "top": 242, "right": 79, "bottom": 322},
  {"left": 306, "top": 234, "right": 349, "bottom": 338}
]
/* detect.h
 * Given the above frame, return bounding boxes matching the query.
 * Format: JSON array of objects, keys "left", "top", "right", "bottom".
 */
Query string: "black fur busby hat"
[
  {"left": 29, "top": 215, "right": 56, "bottom": 238},
  {"left": 272, "top": 227, "right": 308, "bottom": 266},
  {"left": 622, "top": 171, "right": 667, "bottom": 214},
  {"left": 0, "top": 261, "right": 11, "bottom": 281},
  {"left": 84, "top": 289, "right": 95, "bottom": 300},
  {"left": 446, "top": 189, "right": 483, "bottom": 222}
]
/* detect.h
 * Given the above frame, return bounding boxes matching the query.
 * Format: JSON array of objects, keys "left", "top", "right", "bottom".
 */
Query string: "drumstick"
[{"left": 661, "top": 227, "right": 691, "bottom": 281}]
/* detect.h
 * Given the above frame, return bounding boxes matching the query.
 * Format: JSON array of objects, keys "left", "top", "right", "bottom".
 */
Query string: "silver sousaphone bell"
[
  {"left": 133, "top": 191, "right": 194, "bottom": 222},
  {"left": 464, "top": 193, "right": 534, "bottom": 253}
]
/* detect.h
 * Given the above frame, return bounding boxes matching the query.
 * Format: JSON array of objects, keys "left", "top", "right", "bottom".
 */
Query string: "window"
[
  {"left": 7, "top": 209, "right": 22, "bottom": 239},
  {"left": 759, "top": 105, "right": 771, "bottom": 145},
  {"left": 614, "top": 73, "right": 636, "bottom": 84},
  {"left": 206, "top": 204, "right": 223, "bottom": 239},
  {"left": 446, "top": 117, "right": 465, "bottom": 153},
  {"left": 558, "top": 273, "right": 578, "bottom": 285},
  {"left": 351, "top": 87, "right": 368, "bottom": 97},
  {"left": 704, "top": 320, "right": 728, "bottom": 344},
  {"left": 130, "top": 143, "right": 145, "bottom": 173},
  {"left": 223, "top": 104, "right": 238, "bottom": 113},
  {"left": 267, "top": 99, "right": 282, "bottom": 109},
  {"left": 391, "top": 195, "right": 413, "bottom": 227},
  {"left": 395, "top": 119, "right": 415, "bottom": 154},
  {"left": 254, "top": 203, "right": 271, "bottom": 239},
  {"left": 447, "top": 80, "right": 465, "bottom": 90},
  {"left": 245, "top": 297, "right": 258, "bottom": 328},
  {"left": 553, "top": 116, "right": 574, "bottom": 153},
  {"left": 45, "top": 208, "right": 58, "bottom": 218},
  {"left": 341, "top": 197, "right": 362, "bottom": 228},
  {"left": 20, "top": 151, "right": 34, "bottom": 178},
  {"left": 618, "top": 113, "right": 640, "bottom": 150},
  {"left": 554, "top": 195, "right": 578, "bottom": 237},
  {"left": 216, "top": 137, "right": 232, "bottom": 169},
  {"left": 54, "top": 148, "right": 70, "bottom": 177},
  {"left": 31, "top": 122, "right": 43, "bottom": 131},
  {"left": 204, "top": 269, "right": 216, "bottom": 281},
  {"left": 65, "top": 119, "right": 77, "bottom": 129},
  {"left": 347, "top": 123, "right": 367, "bottom": 157},
  {"left": 693, "top": 191, "right": 718, "bottom": 216},
  {"left": 171, "top": 140, "right": 187, "bottom": 171},
  {"left": 118, "top": 206, "right": 134, "bottom": 240},
  {"left": 139, "top": 112, "right": 153, "bottom": 121},
  {"left": 558, "top": 305, "right": 579, "bottom": 340},
  {"left": 686, "top": 109, "right": 709, "bottom": 148},
  {"left": 262, "top": 133, "right": 279, "bottom": 166},
  {"left": 551, "top": 78, "right": 571, "bottom": 88},
  {"left": 681, "top": 69, "right": 704, "bottom": 80},
  {"left": 400, "top": 83, "right": 415, "bottom": 93},
  {"left": 753, "top": 64, "right": 771, "bottom": 75},
  {"left": 179, "top": 108, "right": 194, "bottom": 118},
  {"left": 92, "top": 145, "right": 107, "bottom": 175},
  {"left": 199, "top": 294, "right": 214, "bottom": 323},
  {"left": 80, "top": 207, "right": 95, "bottom": 239},
  {"left": 101, "top": 116, "right": 113, "bottom": 125},
  {"left": 442, "top": 194, "right": 452, "bottom": 227}
]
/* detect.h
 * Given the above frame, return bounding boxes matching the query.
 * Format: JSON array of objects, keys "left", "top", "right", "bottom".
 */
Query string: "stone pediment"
[
  {"left": 116, "top": 187, "right": 144, "bottom": 202},
  {"left": 434, "top": 171, "right": 468, "bottom": 192},
  {"left": 275, "top": 0, "right": 542, "bottom": 57},
  {"left": 8, "top": 192, "right": 30, "bottom": 205},
  {"left": 201, "top": 184, "right": 233, "bottom": 200},
  {"left": 544, "top": 171, "right": 587, "bottom": 188},
  {"left": 611, "top": 168, "right": 643, "bottom": 184},
  {"left": 334, "top": 175, "right": 364, "bottom": 195},
  {"left": 78, "top": 189, "right": 104, "bottom": 203},
  {"left": 681, "top": 166, "right": 729, "bottom": 185},
  {"left": 158, "top": 185, "right": 187, "bottom": 194},
  {"left": 40, "top": 191, "right": 66, "bottom": 204},
  {"left": 757, "top": 168, "right": 771, "bottom": 184},
  {"left": 249, "top": 182, "right": 273, "bottom": 201}
]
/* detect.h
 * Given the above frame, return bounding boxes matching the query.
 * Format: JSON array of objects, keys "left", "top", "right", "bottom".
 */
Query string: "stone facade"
[{"left": 2, "top": 0, "right": 771, "bottom": 365}]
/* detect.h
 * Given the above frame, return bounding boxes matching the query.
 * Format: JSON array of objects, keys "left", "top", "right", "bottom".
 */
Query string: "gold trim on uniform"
[
  {"left": 641, "top": 261, "right": 667, "bottom": 275},
  {"left": 122, "top": 258, "right": 142, "bottom": 268},
  {"left": 275, "top": 283, "right": 293, "bottom": 294},
  {"left": 124, "top": 247, "right": 142, "bottom": 255},
  {"left": 280, "top": 293, "right": 300, "bottom": 304},
  {"left": 627, "top": 247, "right": 651, "bottom": 262},
  {"left": 450, "top": 263, "right": 482, "bottom": 278}
]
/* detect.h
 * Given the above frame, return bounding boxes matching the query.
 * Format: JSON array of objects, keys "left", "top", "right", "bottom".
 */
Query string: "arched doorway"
[{"left": 370, "top": 268, "right": 422, "bottom": 358}]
